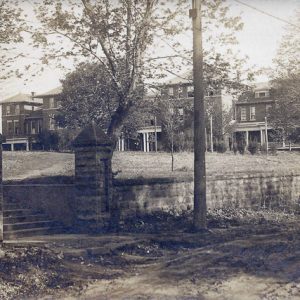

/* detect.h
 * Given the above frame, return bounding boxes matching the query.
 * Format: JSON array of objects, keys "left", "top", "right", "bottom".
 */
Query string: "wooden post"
[
  {"left": 190, "top": 0, "right": 207, "bottom": 230},
  {"left": 210, "top": 114, "right": 213, "bottom": 152},
  {"left": 0, "top": 134, "right": 3, "bottom": 242}
]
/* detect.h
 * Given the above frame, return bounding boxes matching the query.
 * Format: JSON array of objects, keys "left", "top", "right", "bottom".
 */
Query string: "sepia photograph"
[{"left": 0, "top": 0, "right": 300, "bottom": 299}]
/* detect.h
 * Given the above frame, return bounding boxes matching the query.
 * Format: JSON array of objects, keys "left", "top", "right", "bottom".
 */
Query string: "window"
[
  {"left": 57, "top": 101, "right": 62, "bottom": 108},
  {"left": 250, "top": 106, "right": 256, "bottom": 120},
  {"left": 15, "top": 105, "right": 20, "bottom": 115},
  {"left": 14, "top": 120, "right": 20, "bottom": 135},
  {"left": 6, "top": 105, "right": 10, "bottom": 115},
  {"left": 178, "top": 108, "right": 184, "bottom": 116},
  {"left": 168, "top": 87, "right": 174, "bottom": 96},
  {"left": 7, "top": 120, "right": 13, "bottom": 133},
  {"left": 49, "top": 97, "right": 55, "bottom": 108},
  {"left": 255, "top": 91, "right": 270, "bottom": 98},
  {"left": 266, "top": 104, "right": 272, "bottom": 115},
  {"left": 187, "top": 86, "right": 194, "bottom": 97},
  {"left": 31, "top": 121, "right": 36, "bottom": 134},
  {"left": 240, "top": 107, "right": 247, "bottom": 121},
  {"left": 178, "top": 86, "right": 187, "bottom": 98}
]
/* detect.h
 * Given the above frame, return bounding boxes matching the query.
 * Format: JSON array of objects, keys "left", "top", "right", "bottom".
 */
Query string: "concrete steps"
[{"left": 3, "top": 203, "right": 63, "bottom": 240}]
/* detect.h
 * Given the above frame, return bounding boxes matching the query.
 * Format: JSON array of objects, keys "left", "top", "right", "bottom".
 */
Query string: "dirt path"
[
  {"left": 43, "top": 220, "right": 300, "bottom": 300},
  {"left": 3, "top": 211, "right": 300, "bottom": 300}
]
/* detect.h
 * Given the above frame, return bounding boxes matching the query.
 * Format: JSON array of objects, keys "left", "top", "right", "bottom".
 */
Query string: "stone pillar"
[
  {"left": 0, "top": 134, "right": 3, "bottom": 242},
  {"left": 73, "top": 123, "right": 113, "bottom": 232}
]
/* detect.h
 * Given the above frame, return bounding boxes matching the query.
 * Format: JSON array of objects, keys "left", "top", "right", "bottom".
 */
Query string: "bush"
[
  {"left": 248, "top": 141, "right": 259, "bottom": 155},
  {"left": 215, "top": 140, "right": 227, "bottom": 153},
  {"left": 233, "top": 142, "right": 238, "bottom": 155},
  {"left": 260, "top": 143, "right": 268, "bottom": 154},
  {"left": 269, "top": 143, "right": 278, "bottom": 155},
  {"left": 237, "top": 141, "right": 246, "bottom": 155}
]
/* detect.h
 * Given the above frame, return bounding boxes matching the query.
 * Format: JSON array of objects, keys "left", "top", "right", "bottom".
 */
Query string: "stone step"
[
  {"left": 4, "top": 220, "right": 57, "bottom": 231},
  {"left": 4, "top": 209, "right": 34, "bottom": 218},
  {"left": 3, "top": 226, "right": 63, "bottom": 240},
  {"left": 3, "top": 203, "right": 26, "bottom": 210},
  {"left": 4, "top": 214, "right": 51, "bottom": 224}
]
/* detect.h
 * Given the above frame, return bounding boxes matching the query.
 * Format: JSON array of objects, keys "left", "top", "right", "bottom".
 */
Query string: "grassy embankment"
[{"left": 2, "top": 150, "right": 300, "bottom": 181}]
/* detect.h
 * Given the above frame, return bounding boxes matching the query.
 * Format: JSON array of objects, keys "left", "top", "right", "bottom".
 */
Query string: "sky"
[{"left": 0, "top": 0, "right": 299, "bottom": 101}]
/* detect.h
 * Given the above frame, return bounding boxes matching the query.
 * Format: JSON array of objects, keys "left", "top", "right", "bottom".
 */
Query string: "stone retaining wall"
[
  {"left": 114, "top": 172, "right": 300, "bottom": 215},
  {"left": 4, "top": 172, "right": 300, "bottom": 225}
]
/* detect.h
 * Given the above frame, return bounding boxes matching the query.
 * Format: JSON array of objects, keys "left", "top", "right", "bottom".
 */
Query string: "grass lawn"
[{"left": 2, "top": 150, "right": 300, "bottom": 181}]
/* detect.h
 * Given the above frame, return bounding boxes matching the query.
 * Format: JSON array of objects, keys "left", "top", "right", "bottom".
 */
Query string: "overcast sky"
[{"left": 0, "top": 0, "right": 299, "bottom": 100}]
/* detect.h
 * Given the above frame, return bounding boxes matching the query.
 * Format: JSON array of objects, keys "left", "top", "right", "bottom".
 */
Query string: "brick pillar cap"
[{"left": 73, "top": 123, "right": 112, "bottom": 147}]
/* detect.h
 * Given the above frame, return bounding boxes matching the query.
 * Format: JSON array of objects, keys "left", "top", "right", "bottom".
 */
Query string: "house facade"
[
  {"left": 0, "top": 87, "right": 62, "bottom": 151},
  {"left": 1, "top": 93, "right": 43, "bottom": 150},
  {"left": 233, "top": 82, "right": 275, "bottom": 146}
]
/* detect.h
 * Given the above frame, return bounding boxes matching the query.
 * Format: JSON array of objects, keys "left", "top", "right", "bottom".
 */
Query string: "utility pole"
[
  {"left": 190, "top": 0, "right": 207, "bottom": 230},
  {"left": 154, "top": 116, "right": 158, "bottom": 152},
  {"left": 210, "top": 114, "right": 213, "bottom": 153},
  {"left": 0, "top": 134, "right": 3, "bottom": 243}
]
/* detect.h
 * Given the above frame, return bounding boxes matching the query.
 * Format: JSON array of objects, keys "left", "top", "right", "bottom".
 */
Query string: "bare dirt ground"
[{"left": 1, "top": 209, "right": 300, "bottom": 300}]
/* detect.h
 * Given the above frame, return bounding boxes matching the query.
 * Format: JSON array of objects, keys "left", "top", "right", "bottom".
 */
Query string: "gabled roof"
[
  {"left": 34, "top": 86, "right": 63, "bottom": 98},
  {"left": 163, "top": 71, "right": 192, "bottom": 85},
  {"left": 253, "top": 81, "right": 271, "bottom": 91},
  {"left": 1, "top": 93, "right": 42, "bottom": 105}
]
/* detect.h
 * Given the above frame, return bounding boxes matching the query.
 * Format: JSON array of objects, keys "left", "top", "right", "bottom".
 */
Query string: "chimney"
[{"left": 31, "top": 91, "right": 35, "bottom": 101}]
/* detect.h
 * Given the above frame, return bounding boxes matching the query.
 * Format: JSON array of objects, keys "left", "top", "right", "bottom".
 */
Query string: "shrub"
[
  {"left": 237, "top": 141, "right": 246, "bottom": 155},
  {"left": 215, "top": 140, "right": 227, "bottom": 153},
  {"left": 260, "top": 143, "right": 268, "bottom": 154},
  {"left": 233, "top": 142, "right": 238, "bottom": 155},
  {"left": 248, "top": 141, "right": 259, "bottom": 155},
  {"left": 269, "top": 143, "right": 278, "bottom": 155}
]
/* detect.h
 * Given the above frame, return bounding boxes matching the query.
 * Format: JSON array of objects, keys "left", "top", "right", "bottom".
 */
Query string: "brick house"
[
  {"left": 33, "top": 86, "right": 63, "bottom": 132},
  {"left": 1, "top": 93, "right": 43, "bottom": 151},
  {"left": 233, "top": 82, "right": 275, "bottom": 146},
  {"left": 0, "top": 87, "right": 62, "bottom": 151}
]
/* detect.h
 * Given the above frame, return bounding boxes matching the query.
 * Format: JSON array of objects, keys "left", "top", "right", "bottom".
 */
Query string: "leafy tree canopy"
[
  {"left": 28, "top": 0, "right": 247, "bottom": 139},
  {"left": 269, "top": 10, "right": 300, "bottom": 142}
]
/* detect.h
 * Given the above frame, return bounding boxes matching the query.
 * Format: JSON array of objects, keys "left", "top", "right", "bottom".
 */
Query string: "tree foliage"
[
  {"left": 270, "top": 10, "right": 300, "bottom": 142},
  {"left": 0, "top": 0, "right": 27, "bottom": 79},
  {"left": 29, "top": 0, "right": 248, "bottom": 141}
]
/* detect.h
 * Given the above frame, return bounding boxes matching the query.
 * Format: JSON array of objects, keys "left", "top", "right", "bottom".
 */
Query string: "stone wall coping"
[
  {"left": 114, "top": 171, "right": 300, "bottom": 186},
  {"left": 113, "top": 176, "right": 193, "bottom": 186}
]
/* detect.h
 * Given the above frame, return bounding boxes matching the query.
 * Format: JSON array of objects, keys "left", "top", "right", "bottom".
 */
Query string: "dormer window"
[{"left": 255, "top": 91, "right": 269, "bottom": 98}]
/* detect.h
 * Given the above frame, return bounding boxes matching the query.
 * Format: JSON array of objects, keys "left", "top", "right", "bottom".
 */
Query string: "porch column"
[
  {"left": 26, "top": 141, "right": 29, "bottom": 151},
  {"left": 143, "top": 133, "right": 147, "bottom": 152},
  {"left": 260, "top": 129, "right": 264, "bottom": 145},
  {"left": 245, "top": 131, "right": 249, "bottom": 146},
  {"left": 146, "top": 133, "right": 149, "bottom": 152},
  {"left": 11, "top": 143, "right": 14, "bottom": 151},
  {"left": 121, "top": 137, "right": 125, "bottom": 151}
]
